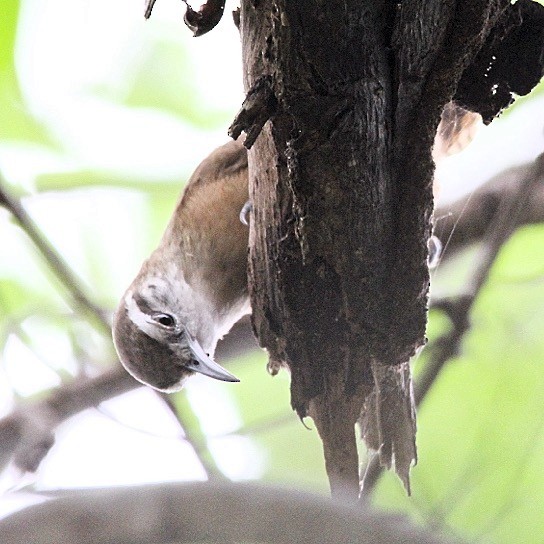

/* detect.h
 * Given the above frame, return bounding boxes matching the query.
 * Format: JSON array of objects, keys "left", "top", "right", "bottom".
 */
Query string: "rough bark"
[{"left": 237, "top": 0, "right": 513, "bottom": 497}]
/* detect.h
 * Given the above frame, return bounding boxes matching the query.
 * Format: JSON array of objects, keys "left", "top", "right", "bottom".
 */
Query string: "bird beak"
[{"left": 183, "top": 331, "right": 240, "bottom": 383}]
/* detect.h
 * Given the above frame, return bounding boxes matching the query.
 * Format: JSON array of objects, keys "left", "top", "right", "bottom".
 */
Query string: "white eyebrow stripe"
[{"left": 125, "top": 291, "right": 163, "bottom": 342}]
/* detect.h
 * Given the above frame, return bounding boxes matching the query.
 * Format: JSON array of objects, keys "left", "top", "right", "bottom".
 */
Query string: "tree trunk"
[{"left": 236, "top": 0, "right": 513, "bottom": 498}]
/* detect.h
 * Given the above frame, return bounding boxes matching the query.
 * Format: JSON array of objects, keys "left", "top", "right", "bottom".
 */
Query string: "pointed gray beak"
[{"left": 184, "top": 331, "right": 240, "bottom": 383}]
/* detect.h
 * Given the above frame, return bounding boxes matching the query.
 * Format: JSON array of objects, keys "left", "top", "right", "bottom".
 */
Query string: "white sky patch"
[
  {"left": 0, "top": 491, "right": 49, "bottom": 522},
  {"left": 3, "top": 335, "right": 62, "bottom": 397},
  {"left": 20, "top": 316, "right": 78, "bottom": 376},
  {"left": 100, "top": 388, "right": 185, "bottom": 440},
  {"left": 18, "top": 188, "right": 152, "bottom": 302},
  {"left": 208, "top": 435, "right": 266, "bottom": 480},
  {"left": 36, "top": 406, "right": 207, "bottom": 489},
  {"left": 185, "top": 377, "right": 243, "bottom": 436},
  {"left": 0, "top": 143, "right": 74, "bottom": 192},
  {"left": 0, "top": 367, "right": 15, "bottom": 419},
  {"left": 186, "top": 379, "right": 265, "bottom": 480},
  {"left": 14, "top": 0, "right": 244, "bottom": 181}
]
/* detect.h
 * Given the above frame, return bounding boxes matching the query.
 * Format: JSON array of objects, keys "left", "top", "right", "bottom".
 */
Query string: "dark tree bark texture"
[{"left": 234, "top": 0, "right": 543, "bottom": 499}]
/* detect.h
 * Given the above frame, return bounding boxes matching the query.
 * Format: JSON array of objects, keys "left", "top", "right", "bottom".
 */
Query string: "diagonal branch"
[
  {"left": 0, "top": 178, "right": 109, "bottom": 334},
  {"left": 0, "top": 367, "right": 135, "bottom": 474},
  {"left": 435, "top": 160, "right": 544, "bottom": 256}
]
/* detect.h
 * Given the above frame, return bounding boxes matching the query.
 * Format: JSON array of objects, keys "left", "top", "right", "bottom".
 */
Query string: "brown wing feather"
[{"left": 181, "top": 139, "right": 248, "bottom": 204}]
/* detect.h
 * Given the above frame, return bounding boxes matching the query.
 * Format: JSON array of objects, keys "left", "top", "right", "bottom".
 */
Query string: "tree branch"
[
  {"left": 0, "top": 318, "right": 258, "bottom": 476},
  {"left": 435, "top": 160, "right": 544, "bottom": 255},
  {"left": 0, "top": 482, "right": 458, "bottom": 544},
  {"left": 0, "top": 367, "right": 134, "bottom": 474}
]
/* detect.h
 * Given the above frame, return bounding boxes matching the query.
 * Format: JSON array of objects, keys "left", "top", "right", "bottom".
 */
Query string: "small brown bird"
[
  {"left": 112, "top": 140, "right": 249, "bottom": 391},
  {"left": 113, "top": 105, "right": 479, "bottom": 392}
]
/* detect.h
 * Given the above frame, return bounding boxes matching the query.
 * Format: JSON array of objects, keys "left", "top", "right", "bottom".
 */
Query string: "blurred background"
[{"left": 1, "top": 0, "right": 544, "bottom": 542}]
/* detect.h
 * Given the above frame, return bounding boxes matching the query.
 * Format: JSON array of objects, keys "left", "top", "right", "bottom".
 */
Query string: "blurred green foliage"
[
  {"left": 0, "top": 0, "right": 53, "bottom": 145},
  {"left": 1, "top": 1, "right": 544, "bottom": 543},
  {"left": 375, "top": 224, "right": 544, "bottom": 542}
]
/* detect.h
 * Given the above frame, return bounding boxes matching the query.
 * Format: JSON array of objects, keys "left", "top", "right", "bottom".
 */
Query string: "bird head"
[
  {"left": 112, "top": 278, "right": 239, "bottom": 392},
  {"left": 112, "top": 139, "right": 249, "bottom": 392}
]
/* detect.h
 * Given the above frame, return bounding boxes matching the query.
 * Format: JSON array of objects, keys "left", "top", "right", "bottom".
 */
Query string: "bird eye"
[{"left": 153, "top": 313, "right": 175, "bottom": 327}]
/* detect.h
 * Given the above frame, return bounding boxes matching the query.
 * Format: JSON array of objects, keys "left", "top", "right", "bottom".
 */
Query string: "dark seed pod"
[{"left": 183, "top": 0, "right": 226, "bottom": 37}]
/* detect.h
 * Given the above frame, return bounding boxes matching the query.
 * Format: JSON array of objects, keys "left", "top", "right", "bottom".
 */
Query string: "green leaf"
[
  {"left": 0, "top": 0, "right": 55, "bottom": 146},
  {"left": 35, "top": 170, "right": 182, "bottom": 195}
]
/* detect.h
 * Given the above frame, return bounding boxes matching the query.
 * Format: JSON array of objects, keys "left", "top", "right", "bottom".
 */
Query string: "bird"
[
  {"left": 112, "top": 104, "right": 479, "bottom": 392},
  {"left": 112, "top": 139, "right": 250, "bottom": 392}
]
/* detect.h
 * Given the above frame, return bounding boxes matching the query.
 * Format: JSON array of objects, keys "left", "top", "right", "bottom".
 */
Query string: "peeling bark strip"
[
  {"left": 228, "top": 76, "right": 278, "bottom": 148},
  {"left": 455, "top": 0, "right": 544, "bottom": 123},
  {"left": 238, "top": 0, "right": 540, "bottom": 497}
]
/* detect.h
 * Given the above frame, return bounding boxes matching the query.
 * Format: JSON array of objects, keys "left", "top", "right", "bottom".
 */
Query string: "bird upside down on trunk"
[{"left": 112, "top": 104, "right": 480, "bottom": 489}]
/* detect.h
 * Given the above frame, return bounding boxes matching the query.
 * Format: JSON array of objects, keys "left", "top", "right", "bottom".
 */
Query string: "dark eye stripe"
[{"left": 133, "top": 293, "right": 155, "bottom": 314}]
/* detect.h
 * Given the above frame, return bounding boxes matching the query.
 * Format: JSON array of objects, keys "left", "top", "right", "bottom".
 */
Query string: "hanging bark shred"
[
  {"left": 232, "top": 8, "right": 241, "bottom": 30},
  {"left": 228, "top": 76, "right": 278, "bottom": 149},
  {"left": 455, "top": 0, "right": 544, "bottom": 123}
]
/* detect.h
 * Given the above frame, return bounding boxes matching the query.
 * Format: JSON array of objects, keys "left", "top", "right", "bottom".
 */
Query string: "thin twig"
[
  {"left": 159, "top": 393, "right": 228, "bottom": 481},
  {"left": 144, "top": 0, "right": 157, "bottom": 19},
  {"left": 360, "top": 152, "right": 544, "bottom": 499},
  {"left": 0, "top": 178, "right": 109, "bottom": 334}
]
